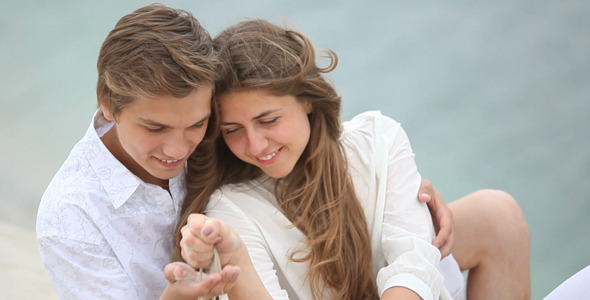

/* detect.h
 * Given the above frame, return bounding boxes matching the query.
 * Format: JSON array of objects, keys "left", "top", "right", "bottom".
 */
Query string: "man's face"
[{"left": 101, "top": 86, "right": 213, "bottom": 186}]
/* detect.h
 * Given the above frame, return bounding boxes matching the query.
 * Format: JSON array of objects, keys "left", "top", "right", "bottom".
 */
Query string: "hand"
[
  {"left": 180, "top": 214, "right": 244, "bottom": 269},
  {"left": 418, "top": 179, "right": 454, "bottom": 257},
  {"left": 180, "top": 214, "right": 274, "bottom": 300},
  {"left": 161, "top": 261, "right": 240, "bottom": 300}
]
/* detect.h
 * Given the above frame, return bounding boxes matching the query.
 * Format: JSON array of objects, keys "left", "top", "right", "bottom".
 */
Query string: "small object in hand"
[{"left": 197, "top": 248, "right": 223, "bottom": 300}]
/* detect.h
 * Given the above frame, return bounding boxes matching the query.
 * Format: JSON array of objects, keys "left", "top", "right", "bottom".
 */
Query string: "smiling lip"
[
  {"left": 155, "top": 157, "right": 184, "bottom": 168},
  {"left": 256, "top": 147, "right": 282, "bottom": 165}
]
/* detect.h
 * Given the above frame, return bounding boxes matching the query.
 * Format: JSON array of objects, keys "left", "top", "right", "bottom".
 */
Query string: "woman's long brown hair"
[{"left": 176, "top": 19, "right": 378, "bottom": 300}]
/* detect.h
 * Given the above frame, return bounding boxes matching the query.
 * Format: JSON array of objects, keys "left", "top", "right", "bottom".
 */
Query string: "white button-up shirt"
[
  {"left": 205, "top": 111, "right": 463, "bottom": 299},
  {"left": 37, "top": 112, "right": 185, "bottom": 299}
]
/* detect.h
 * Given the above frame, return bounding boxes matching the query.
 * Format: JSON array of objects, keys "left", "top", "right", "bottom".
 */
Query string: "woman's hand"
[
  {"left": 179, "top": 213, "right": 274, "bottom": 300},
  {"left": 418, "top": 179, "right": 454, "bottom": 257},
  {"left": 180, "top": 213, "right": 244, "bottom": 269}
]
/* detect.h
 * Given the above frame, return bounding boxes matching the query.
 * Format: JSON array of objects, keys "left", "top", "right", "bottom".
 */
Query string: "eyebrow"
[
  {"left": 221, "top": 109, "right": 281, "bottom": 126},
  {"left": 139, "top": 114, "right": 210, "bottom": 128}
]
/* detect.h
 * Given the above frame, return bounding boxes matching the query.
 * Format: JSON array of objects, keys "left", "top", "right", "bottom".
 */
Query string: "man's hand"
[
  {"left": 160, "top": 261, "right": 240, "bottom": 300},
  {"left": 418, "top": 179, "right": 454, "bottom": 257}
]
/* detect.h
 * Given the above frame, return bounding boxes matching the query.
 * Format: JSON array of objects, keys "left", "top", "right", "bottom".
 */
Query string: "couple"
[{"left": 36, "top": 4, "right": 530, "bottom": 300}]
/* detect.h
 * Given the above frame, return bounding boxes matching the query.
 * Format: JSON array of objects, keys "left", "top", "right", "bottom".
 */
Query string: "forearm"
[{"left": 227, "top": 244, "right": 273, "bottom": 300}]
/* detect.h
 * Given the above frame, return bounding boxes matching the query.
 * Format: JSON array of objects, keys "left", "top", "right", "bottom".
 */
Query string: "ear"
[
  {"left": 304, "top": 101, "right": 313, "bottom": 114},
  {"left": 99, "top": 95, "right": 115, "bottom": 121}
]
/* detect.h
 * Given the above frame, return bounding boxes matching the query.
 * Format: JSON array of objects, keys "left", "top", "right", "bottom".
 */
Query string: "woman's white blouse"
[{"left": 206, "top": 111, "right": 454, "bottom": 299}]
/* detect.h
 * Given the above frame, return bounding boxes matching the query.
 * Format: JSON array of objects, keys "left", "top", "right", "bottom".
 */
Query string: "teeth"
[
  {"left": 161, "top": 159, "right": 178, "bottom": 163},
  {"left": 258, "top": 150, "right": 278, "bottom": 161}
]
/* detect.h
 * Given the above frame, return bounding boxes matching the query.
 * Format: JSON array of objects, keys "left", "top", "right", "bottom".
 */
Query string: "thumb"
[
  {"left": 164, "top": 262, "right": 200, "bottom": 283},
  {"left": 418, "top": 191, "right": 432, "bottom": 203},
  {"left": 418, "top": 179, "right": 434, "bottom": 203}
]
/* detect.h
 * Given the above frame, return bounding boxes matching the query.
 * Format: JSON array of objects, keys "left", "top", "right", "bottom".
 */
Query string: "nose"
[
  {"left": 162, "top": 132, "right": 191, "bottom": 159},
  {"left": 245, "top": 128, "right": 268, "bottom": 156}
]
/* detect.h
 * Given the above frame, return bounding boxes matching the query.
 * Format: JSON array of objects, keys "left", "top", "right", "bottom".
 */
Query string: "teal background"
[{"left": 1, "top": 1, "right": 588, "bottom": 298}]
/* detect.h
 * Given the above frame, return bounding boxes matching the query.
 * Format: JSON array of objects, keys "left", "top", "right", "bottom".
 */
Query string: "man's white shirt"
[{"left": 37, "top": 112, "right": 185, "bottom": 299}]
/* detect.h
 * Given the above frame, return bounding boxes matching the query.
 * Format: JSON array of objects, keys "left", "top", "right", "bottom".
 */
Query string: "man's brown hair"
[{"left": 96, "top": 3, "right": 219, "bottom": 116}]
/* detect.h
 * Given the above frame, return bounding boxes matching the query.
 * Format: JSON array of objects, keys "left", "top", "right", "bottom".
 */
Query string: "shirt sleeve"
[
  {"left": 375, "top": 113, "right": 444, "bottom": 300},
  {"left": 343, "top": 111, "right": 444, "bottom": 299},
  {"left": 38, "top": 235, "right": 139, "bottom": 299},
  {"left": 37, "top": 197, "right": 140, "bottom": 300}
]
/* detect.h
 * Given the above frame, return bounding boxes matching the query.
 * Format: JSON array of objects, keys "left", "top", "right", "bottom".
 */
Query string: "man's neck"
[{"left": 100, "top": 124, "right": 169, "bottom": 189}]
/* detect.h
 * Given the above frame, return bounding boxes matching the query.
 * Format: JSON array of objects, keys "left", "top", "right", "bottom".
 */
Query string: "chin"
[
  {"left": 263, "top": 167, "right": 295, "bottom": 179},
  {"left": 154, "top": 169, "right": 183, "bottom": 180}
]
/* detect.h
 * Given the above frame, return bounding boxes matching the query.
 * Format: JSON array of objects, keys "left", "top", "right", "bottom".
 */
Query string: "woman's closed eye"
[
  {"left": 222, "top": 117, "right": 279, "bottom": 135},
  {"left": 260, "top": 117, "right": 279, "bottom": 125},
  {"left": 223, "top": 126, "right": 240, "bottom": 135},
  {"left": 145, "top": 126, "right": 164, "bottom": 133}
]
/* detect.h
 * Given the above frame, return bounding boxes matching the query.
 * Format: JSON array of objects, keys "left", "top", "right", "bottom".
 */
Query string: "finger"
[
  {"left": 192, "top": 273, "right": 223, "bottom": 298},
  {"left": 201, "top": 220, "right": 243, "bottom": 266},
  {"left": 419, "top": 191, "right": 432, "bottom": 203},
  {"left": 432, "top": 208, "right": 452, "bottom": 244},
  {"left": 186, "top": 213, "right": 208, "bottom": 236},
  {"left": 432, "top": 221, "right": 451, "bottom": 248},
  {"left": 184, "top": 216, "right": 244, "bottom": 269},
  {"left": 205, "top": 266, "right": 240, "bottom": 297},
  {"left": 206, "top": 281, "right": 226, "bottom": 297},
  {"left": 164, "top": 262, "right": 182, "bottom": 283},
  {"left": 201, "top": 219, "right": 224, "bottom": 244},
  {"left": 182, "top": 214, "right": 215, "bottom": 254},
  {"left": 164, "top": 262, "right": 199, "bottom": 283},
  {"left": 219, "top": 265, "right": 241, "bottom": 292},
  {"left": 438, "top": 234, "right": 454, "bottom": 258},
  {"left": 418, "top": 179, "right": 434, "bottom": 203},
  {"left": 181, "top": 224, "right": 217, "bottom": 251},
  {"left": 164, "top": 263, "right": 229, "bottom": 299},
  {"left": 180, "top": 243, "right": 214, "bottom": 269},
  {"left": 437, "top": 225, "right": 454, "bottom": 258},
  {"left": 433, "top": 207, "right": 454, "bottom": 256},
  {"left": 187, "top": 215, "right": 224, "bottom": 245},
  {"left": 182, "top": 219, "right": 227, "bottom": 269}
]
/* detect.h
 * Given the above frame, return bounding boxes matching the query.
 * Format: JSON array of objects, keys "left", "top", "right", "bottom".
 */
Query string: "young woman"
[{"left": 176, "top": 19, "right": 530, "bottom": 299}]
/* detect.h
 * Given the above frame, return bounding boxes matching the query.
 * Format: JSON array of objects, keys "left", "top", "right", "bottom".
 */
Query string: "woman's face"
[{"left": 219, "top": 90, "right": 312, "bottom": 178}]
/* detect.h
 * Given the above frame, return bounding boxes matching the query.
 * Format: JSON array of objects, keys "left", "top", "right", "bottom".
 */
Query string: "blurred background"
[{"left": 1, "top": 1, "right": 588, "bottom": 298}]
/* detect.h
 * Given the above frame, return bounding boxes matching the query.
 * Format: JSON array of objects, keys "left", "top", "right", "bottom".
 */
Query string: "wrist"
[{"left": 227, "top": 241, "right": 249, "bottom": 267}]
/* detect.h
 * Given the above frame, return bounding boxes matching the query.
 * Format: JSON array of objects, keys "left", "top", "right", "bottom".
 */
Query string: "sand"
[{"left": 0, "top": 220, "right": 58, "bottom": 299}]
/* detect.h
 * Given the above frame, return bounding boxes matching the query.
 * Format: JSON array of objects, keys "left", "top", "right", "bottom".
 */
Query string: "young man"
[{"left": 36, "top": 4, "right": 237, "bottom": 299}]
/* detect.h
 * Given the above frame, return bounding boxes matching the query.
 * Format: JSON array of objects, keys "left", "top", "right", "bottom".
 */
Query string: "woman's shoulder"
[
  {"left": 340, "top": 111, "right": 413, "bottom": 168},
  {"left": 343, "top": 111, "right": 401, "bottom": 133},
  {"left": 341, "top": 111, "right": 403, "bottom": 144}
]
